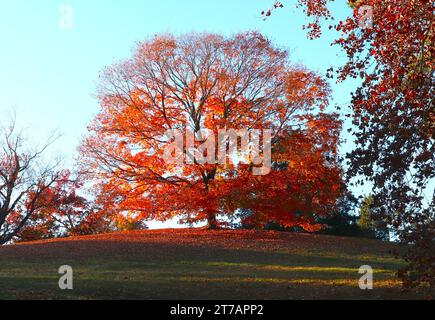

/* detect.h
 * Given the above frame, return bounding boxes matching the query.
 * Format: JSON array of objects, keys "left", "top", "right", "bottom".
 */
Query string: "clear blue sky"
[{"left": 0, "top": 1, "right": 363, "bottom": 227}]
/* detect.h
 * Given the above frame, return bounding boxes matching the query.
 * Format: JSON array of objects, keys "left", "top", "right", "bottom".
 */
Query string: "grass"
[{"left": 0, "top": 229, "right": 425, "bottom": 300}]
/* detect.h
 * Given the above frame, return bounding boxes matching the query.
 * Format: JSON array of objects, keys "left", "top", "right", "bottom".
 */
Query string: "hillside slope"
[{"left": 0, "top": 229, "right": 420, "bottom": 299}]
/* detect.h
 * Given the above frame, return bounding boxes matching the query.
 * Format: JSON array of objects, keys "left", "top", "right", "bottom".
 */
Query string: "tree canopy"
[{"left": 80, "top": 32, "right": 343, "bottom": 230}]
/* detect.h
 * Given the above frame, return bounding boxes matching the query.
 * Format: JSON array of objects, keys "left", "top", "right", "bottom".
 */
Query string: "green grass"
[{"left": 0, "top": 229, "right": 425, "bottom": 300}]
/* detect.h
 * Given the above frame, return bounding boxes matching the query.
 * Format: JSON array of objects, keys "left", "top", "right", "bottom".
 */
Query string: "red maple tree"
[
  {"left": 264, "top": 0, "right": 434, "bottom": 289},
  {"left": 81, "top": 32, "right": 343, "bottom": 231}
]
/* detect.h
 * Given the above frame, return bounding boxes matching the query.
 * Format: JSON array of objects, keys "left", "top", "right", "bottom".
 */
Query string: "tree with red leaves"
[
  {"left": 0, "top": 118, "right": 61, "bottom": 245},
  {"left": 16, "top": 172, "right": 130, "bottom": 241},
  {"left": 14, "top": 172, "right": 87, "bottom": 241},
  {"left": 81, "top": 32, "right": 343, "bottom": 231},
  {"left": 264, "top": 0, "right": 434, "bottom": 289}
]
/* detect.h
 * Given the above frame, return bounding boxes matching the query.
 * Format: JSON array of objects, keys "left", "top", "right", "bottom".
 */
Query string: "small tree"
[
  {"left": 357, "top": 196, "right": 389, "bottom": 241},
  {"left": 317, "top": 189, "right": 361, "bottom": 237},
  {"left": 15, "top": 172, "right": 93, "bottom": 241},
  {"left": 0, "top": 118, "right": 60, "bottom": 245}
]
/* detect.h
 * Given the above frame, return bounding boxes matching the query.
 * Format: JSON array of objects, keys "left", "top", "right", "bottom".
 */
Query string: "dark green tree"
[{"left": 357, "top": 196, "right": 389, "bottom": 241}]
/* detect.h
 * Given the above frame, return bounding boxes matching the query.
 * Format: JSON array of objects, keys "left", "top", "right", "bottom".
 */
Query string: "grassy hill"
[{"left": 0, "top": 229, "right": 423, "bottom": 300}]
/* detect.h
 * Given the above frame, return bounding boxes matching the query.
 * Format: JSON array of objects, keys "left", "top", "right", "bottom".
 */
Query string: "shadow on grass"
[{"left": 0, "top": 239, "right": 415, "bottom": 300}]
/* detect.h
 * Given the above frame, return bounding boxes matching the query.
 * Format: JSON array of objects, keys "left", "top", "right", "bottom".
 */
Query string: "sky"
[{"left": 0, "top": 1, "right": 363, "bottom": 228}]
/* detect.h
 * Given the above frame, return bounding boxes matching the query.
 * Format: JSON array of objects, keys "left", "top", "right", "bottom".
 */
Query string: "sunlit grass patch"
[
  {"left": 175, "top": 275, "right": 402, "bottom": 288},
  {"left": 203, "top": 262, "right": 394, "bottom": 274}
]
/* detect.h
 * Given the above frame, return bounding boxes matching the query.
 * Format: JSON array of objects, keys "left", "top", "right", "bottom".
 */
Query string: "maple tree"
[
  {"left": 81, "top": 32, "right": 343, "bottom": 231},
  {"left": 0, "top": 118, "right": 114, "bottom": 243},
  {"left": 0, "top": 118, "right": 60, "bottom": 245},
  {"left": 264, "top": 0, "right": 434, "bottom": 288},
  {"left": 15, "top": 172, "right": 98, "bottom": 241},
  {"left": 16, "top": 171, "right": 143, "bottom": 241}
]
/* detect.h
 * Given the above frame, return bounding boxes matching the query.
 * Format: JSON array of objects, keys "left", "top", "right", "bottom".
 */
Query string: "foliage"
[
  {"left": 0, "top": 118, "right": 60, "bottom": 244},
  {"left": 81, "top": 32, "right": 343, "bottom": 231},
  {"left": 264, "top": 0, "right": 434, "bottom": 289},
  {"left": 317, "top": 189, "right": 361, "bottom": 237},
  {"left": 113, "top": 214, "right": 148, "bottom": 232},
  {"left": 15, "top": 172, "right": 146, "bottom": 241},
  {"left": 15, "top": 172, "right": 91, "bottom": 241},
  {"left": 357, "top": 195, "right": 389, "bottom": 241}
]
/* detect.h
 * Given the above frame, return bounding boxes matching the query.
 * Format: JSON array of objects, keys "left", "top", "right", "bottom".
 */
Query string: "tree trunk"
[{"left": 207, "top": 211, "right": 219, "bottom": 230}]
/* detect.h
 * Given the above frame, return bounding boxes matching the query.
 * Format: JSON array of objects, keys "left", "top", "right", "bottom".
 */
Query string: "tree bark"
[{"left": 207, "top": 211, "right": 219, "bottom": 230}]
